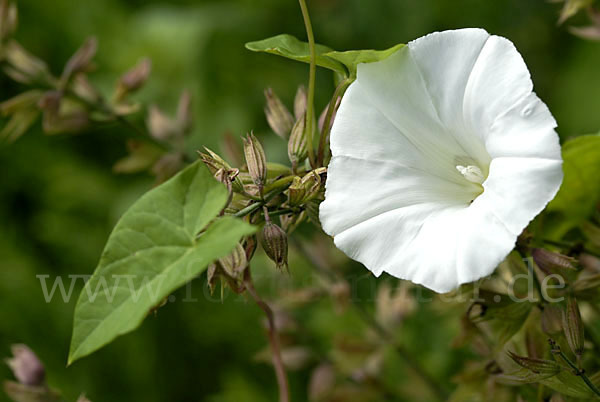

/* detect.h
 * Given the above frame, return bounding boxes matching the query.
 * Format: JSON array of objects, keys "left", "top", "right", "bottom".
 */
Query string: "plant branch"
[
  {"left": 292, "top": 238, "right": 449, "bottom": 401},
  {"left": 298, "top": 0, "right": 316, "bottom": 168},
  {"left": 244, "top": 269, "right": 290, "bottom": 402},
  {"left": 549, "top": 339, "right": 600, "bottom": 398}
]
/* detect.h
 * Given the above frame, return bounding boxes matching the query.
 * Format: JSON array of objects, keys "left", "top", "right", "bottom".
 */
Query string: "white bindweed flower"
[{"left": 319, "top": 28, "right": 563, "bottom": 293}]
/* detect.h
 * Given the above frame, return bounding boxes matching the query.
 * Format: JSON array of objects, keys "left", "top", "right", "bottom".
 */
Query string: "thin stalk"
[
  {"left": 244, "top": 269, "right": 290, "bottom": 402},
  {"left": 549, "top": 339, "right": 600, "bottom": 398},
  {"left": 292, "top": 239, "right": 449, "bottom": 401},
  {"left": 298, "top": 0, "right": 316, "bottom": 168},
  {"left": 317, "top": 78, "right": 352, "bottom": 166}
]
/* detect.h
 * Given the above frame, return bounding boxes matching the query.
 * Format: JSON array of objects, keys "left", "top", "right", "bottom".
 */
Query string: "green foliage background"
[{"left": 1, "top": 0, "right": 599, "bottom": 400}]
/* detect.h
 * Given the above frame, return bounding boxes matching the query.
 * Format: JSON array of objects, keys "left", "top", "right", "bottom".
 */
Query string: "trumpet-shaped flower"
[{"left": 319, "top": 29, "right": 563, "bottom": 293}]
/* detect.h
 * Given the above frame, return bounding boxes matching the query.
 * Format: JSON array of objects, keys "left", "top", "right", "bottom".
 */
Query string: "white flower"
[{"left": 319, "top": 28, "right": 563, "bottom": 293}]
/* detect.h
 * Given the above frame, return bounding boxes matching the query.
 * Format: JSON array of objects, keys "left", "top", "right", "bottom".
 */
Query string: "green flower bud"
[
  {"left": 243, "top": 132, "right": 267, "bottom": 193},
  {"left": 287, "top": 169, "right": 324, "bottom": 206},
  {"left": 264, "top": 88, "right": 294, "bottom": 139},
  {"left": 288, "top": 114, "right": 307, "bottom": 171}
]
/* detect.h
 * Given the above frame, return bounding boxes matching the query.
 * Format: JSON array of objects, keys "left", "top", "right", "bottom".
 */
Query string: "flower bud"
[
  {"left": 287, "top": 169, "right": 323, "bottom": 206},
  {"left": 114, "top": 58, "right": 151, "bottom": 101},
  {"left": 264, "top": 88, "right": 294, "bottom": 139},
  {"left": 287, "top": 114, "right": 307, "bottom": 171},
  {"left": 62, "top": 37, "right": 98, "bottom": 83},
  {"left": 507, "top": 351, "right": 561, "bottom": 376},
  {"left": 243, "top": 132, "right": 267, "bottom": 192},
  {"left": 0, "top": 0, "right": 17, "bottom": 39},
  {"left": 146, "top": 105, "right": 178, "bottom": 141},
  {"left": 261, "top": 211, "right": 288, "bottom": 271},
  {"left": 5, "top": 344, "right": 45, "bottom": 386},
  {"left": 3, "top": 40, "right": 50, "bottom": 85},
  {"left": 0, "top": 90, "right": 42, "bottom": 116},
  {"left": 206, "top": 263, "right": 218, "bottom": 295},
  {"left": 532, "top": 248, "right": 577, "bottom": 275},
  {"left": 198, "top": 148, "right": 243, "bottom": 193},
  {"left": 562, "top": 295, "right": 584, "bottom": 357},
  {"left": 176, "top": 90, "right": 193, "bottom": 134},
  {"left": 219, "top": 243, "right": 248, "bottom": 280},
  {"left": 294, "top": 85, "right": 307, "bottom": 120}
]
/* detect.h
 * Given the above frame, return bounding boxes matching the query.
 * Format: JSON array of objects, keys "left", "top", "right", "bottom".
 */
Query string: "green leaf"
[
  {"left": 68, "top": 161, "right": 255, "bottom": 364},
  {"left": 324, "top": 44, "right": 405, "bottom": 77},
  {"left": 548, "top": 134, "right": 600, "bottom": 223},
  {"left": 245, "top": 34, "right": 347, "bottom": 75}
]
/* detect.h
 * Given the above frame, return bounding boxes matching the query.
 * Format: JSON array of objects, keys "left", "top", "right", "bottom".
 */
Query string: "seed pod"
[
  {"left": 562, "top": 295, "right": 585, "bottom": 357},
  {"left": 288, "top": 114, "right": 307, "bottom": 171},
  {"left": 218, "top": 243, "right": 248, "bottom": 280},
  {"left": 261, "top": 209, "right": 288, "bottom": 271},
  {"left": 507, "top": 351, "right": 561, "bottom": 375},
  {"left": 294, "top": 85, "right": 307, "bottom": 120},
  {"left": 243, "top": 132, "right": 267, "bottom": 193},
  {"left": 532, "top": 248, "right": 577, "bottom": 275},
  {"left": 6, "top": 344, "right": 45, "bottom": 386},
  {"left": 264, "top": 88, "right": 294, "bottom": 139}
]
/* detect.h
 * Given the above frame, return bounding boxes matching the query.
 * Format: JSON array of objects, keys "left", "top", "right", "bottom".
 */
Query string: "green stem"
[
  {"left": 298, "top": 0, "right": 316, "bottom": 168},
  {"left": 550, "top": 339, "right": 600, "bottom": 398},
  {"left": 317, "top": 78, "right": 352, "bottom": 166}
]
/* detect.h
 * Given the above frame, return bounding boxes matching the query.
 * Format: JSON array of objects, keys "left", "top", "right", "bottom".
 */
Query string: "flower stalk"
[
  {"left": 298, "top": 0, "right": 316, "bottom": 168},
  {"left": 243, "top": 269, "right": 290, "bottom": 402}
]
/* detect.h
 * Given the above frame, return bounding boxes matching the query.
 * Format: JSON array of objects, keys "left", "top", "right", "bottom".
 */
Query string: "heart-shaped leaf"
[{"left": 68, "top": 161, "right": 255, "bottom": 364}]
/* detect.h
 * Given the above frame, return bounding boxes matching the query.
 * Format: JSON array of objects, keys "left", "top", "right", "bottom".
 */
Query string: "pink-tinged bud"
[
  {"left": 146, "top": 105, "right": 178, "bottom": 141},
  {"left": 243, "top": 132, "right": 267, "bottom": 193},
  {"left": 176, "top": 90, "right": 193, "bottom": 134},
  {"left": 77, "top": 394, "right": 92, "bottom": 402},
  {"left": 318, "top": 96, "right": 341, "bottom": 133},
  {"left": 294, "top": 85, "right": 307, "bottom": 120},
  {"left": 264, "top": 88, "right": 294, "bottom": 139},
  {"left": 5, "top": 344, "right": 45, "bottom": 386},
  {"left": 562, "top": 295, "right": 585, "bottom": 357},
  {"left": 287, "top": 114, "right": 307, "bottom": 171},
  {"left": 121, "top": 58, "right": 151, "bottom": 91},
  {"left": 532, "top": 248, "right": 577, "bottom": 275},
  {"left": 261, "top": 209, "right": 288, "bottom": 271},
  {"left": 62, "top": 37, "right": 98, "bottom": 83}
]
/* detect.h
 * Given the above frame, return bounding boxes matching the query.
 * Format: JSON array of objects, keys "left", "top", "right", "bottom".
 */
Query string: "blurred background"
[{"left": 1, "top": 0, "right": 599, "bottom": 401}]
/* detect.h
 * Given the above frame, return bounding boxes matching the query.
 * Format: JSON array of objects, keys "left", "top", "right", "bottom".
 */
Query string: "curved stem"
[
  {"left": 549, "top": 339, "right": 600, "bottom": 398},
  {"left": 317, "top": 78, "right": 352, "bottom": 166},
  {"left": 244, "top": 269, "right": 290, "bottom": 402},
  {"left": 298, "top": 0, "right": 316, "bottom": 168}
]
